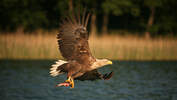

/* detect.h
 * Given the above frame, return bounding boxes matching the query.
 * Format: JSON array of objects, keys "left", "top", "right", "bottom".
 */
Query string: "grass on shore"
[{"left": 0, "top": 32, "right": 177, "bottom": 60}]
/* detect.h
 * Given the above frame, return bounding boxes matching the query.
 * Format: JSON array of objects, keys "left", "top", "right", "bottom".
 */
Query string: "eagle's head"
[{"left": 91, "top": 59, "right": 112, "bottom": 70}]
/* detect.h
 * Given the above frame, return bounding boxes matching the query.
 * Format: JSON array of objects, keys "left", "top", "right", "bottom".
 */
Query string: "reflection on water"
[{"left": 0, "top": 60, "right": 177, "bottom": 100}]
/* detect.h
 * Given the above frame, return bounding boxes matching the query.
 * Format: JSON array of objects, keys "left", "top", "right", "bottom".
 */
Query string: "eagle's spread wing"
[{"left": 57, "top": 11, "right": 95, "bottom": 65}]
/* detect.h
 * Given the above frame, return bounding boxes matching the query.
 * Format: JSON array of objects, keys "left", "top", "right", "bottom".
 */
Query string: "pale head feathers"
[{"left": 90, "top": 59, "right": 112, "bottom": 70}]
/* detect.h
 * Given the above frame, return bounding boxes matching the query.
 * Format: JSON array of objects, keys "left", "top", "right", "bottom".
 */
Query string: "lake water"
[{"left": 0, "top": 60, "right": 177, "bottom": 100}]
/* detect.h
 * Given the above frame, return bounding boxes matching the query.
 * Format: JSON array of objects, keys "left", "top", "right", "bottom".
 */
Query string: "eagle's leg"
[
  {"left": 65, "top": 76, "right": 74, "bottom": 88},
  {"left": 65, "top": 76, "right": 71, "bottom": 83}
]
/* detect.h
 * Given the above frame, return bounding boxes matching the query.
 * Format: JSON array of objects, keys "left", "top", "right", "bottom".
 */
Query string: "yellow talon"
[{"left": 65, "top": 76, "right": 74, "bottom": 88}]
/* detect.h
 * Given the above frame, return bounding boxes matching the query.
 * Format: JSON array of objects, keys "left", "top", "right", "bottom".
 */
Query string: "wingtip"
[{"left": 103, "top": 71, "right": 114, "bottom": 80}]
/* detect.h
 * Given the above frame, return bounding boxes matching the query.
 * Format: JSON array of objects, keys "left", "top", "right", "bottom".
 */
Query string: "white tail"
[{"left": 50, "top": 60, "right": 67, "bottom": 77}]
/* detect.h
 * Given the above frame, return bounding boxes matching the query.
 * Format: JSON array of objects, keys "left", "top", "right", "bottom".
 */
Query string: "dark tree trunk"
[
  {"left": 102, "top": 13, "right": 109, "bottom": 35},
  {"left": 145, "top": 7, "right": 155, "bottom": 38},
  {"left": 90, "top": 14, "right": 97, "bottom": 36},
  {"left": 68, "top": 0, "right": 73, "bottom": 12}
]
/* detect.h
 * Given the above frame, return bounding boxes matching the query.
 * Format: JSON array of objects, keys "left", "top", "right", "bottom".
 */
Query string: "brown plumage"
[{"left": 50, "top": 10, "right": 113, "bottom": 88}]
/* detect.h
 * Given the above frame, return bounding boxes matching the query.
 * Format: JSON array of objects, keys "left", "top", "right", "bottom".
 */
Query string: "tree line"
[{"left": 0, "top": 0, "right": 177, "bottom": 37}]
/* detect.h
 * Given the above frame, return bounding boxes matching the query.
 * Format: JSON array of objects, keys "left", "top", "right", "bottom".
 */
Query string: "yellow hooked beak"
[{"left": 108, "top": 61, "right": 113, "bottom": 65}]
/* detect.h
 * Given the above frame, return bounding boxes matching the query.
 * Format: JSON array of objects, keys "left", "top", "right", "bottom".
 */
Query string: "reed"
[{"left": 0, "top": 32, "right": 177, "bottom": 60}]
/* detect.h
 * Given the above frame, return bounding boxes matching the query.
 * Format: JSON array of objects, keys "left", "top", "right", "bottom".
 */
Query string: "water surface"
[{"left": 0, "top": 60, "right": 177, "bottom": 100}]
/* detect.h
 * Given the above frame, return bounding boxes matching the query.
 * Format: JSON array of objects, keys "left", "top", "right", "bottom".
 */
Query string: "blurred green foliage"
[
  {"left": 0, "top": 0, "right": 177, "bottom": 36},
  {"left": 102, "top": 0, "right": 140, "bottom": 16}
]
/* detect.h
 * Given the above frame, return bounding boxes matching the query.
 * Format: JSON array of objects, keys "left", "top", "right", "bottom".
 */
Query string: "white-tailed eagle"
[{"left": 50, "top": 10, "right": 113, "bottom": 88}]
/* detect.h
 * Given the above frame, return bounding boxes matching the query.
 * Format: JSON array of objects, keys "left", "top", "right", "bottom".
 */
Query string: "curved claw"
[
  {"left": 70, "top": 78, "right": 74, "bottom": 88},
  {"left": 65, "top": 76, "right": 74, "bottom": 88}
]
